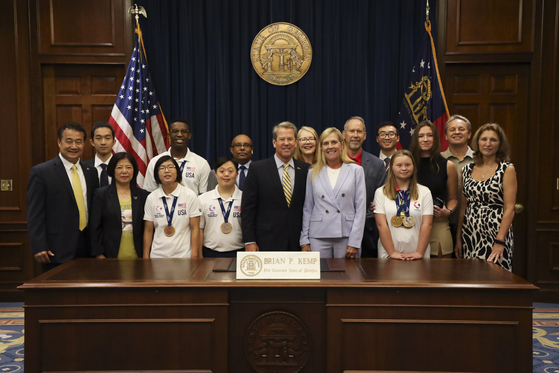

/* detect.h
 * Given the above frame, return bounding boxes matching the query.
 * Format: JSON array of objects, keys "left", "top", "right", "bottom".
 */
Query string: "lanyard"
[
  {"left": 162, "top": 195, "right": 178, "bottom": 226},
  {"left": 395, "top": 186, "right": 410, "bottom": 217},
  {"left": 217, "top": 198, "right": 233, "bottom": 223}
]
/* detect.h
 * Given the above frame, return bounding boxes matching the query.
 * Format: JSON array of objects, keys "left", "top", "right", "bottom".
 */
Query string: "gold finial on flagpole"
[
  {"left": 128, "top": 4, "right": 147, "bottom": 25},
  {"left": 426, "top": 0, "right": 430, "bottom": 22}
]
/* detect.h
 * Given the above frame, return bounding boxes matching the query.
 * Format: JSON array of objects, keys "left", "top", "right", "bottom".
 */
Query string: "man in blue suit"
[
  {"left": 343, "top": 116, "right": 387, "bottom": 258},
  {"left": 27, "top": 121, "right": 99, "bottom": 272},
  {"left": 241, "top": 121, "right": 310, "bottom": 251}
]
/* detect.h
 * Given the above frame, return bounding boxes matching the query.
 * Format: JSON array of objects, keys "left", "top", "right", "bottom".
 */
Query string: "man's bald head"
[{"left": 230, "top": 134, "right": 253, "bottom": 164}]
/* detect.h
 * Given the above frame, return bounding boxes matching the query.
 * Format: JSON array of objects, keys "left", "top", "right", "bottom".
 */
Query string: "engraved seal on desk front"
[
  {"left": 240, "top": 255, "right": 263, "bottom": 276},
  {"left": 250, "top": 22, "right": 313, "bottom": 86},
  {"left": 245, "top": 311, "right": 311, "bottom": 373}
]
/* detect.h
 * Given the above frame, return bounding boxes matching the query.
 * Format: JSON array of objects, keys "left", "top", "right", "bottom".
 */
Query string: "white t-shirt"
[
  {"left": 373, "top": 184, "right": 433, "bottom": 258},
  {"left": 144, "top": 183, "right": 202, "bottom": 258},
  {"left": 198, "top": 186, "right": 243, "bottom": 252},
  {"left": 143, "top": 148, "right": 211, "bottom": 194}
]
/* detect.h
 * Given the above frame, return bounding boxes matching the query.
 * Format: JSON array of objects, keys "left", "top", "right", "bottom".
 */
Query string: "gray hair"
[
  {"left": 272, "top": 121, "right": 297, "bottom": 140},
  {"left": 343, "top": 116, "right": 366, "bottom": 133},
  {"left": 445, "top": 114, "right": 472, "bottom": 133}
]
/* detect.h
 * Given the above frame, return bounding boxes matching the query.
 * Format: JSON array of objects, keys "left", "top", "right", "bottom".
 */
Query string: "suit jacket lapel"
[
  {"left": 332, "top": 163, "right": 350, "bottom": 198},
  {"left": 131, "top": 186, "right": 143, "bottom": 224},
  {"left": 80, "top": 161, "right": 97, "bottom": 204},
  {"left": 53, "top": 157, "right": 75, "bottom": 200},
  {"left": 267, "top": 157, "right": 286, "bottom": 203}
]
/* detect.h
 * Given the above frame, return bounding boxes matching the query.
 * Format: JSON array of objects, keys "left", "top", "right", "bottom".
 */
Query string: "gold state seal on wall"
[{"left": 251, "top": 22, "right": 313, "bottom": 86}]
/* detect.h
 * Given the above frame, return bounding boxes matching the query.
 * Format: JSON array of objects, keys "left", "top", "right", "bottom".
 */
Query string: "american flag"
[
  {"left": 396, "top": 21, "right": 449, "bottom": 150},
  {"left": 109, "top": 23, "right": 169, "bottom": 187}
]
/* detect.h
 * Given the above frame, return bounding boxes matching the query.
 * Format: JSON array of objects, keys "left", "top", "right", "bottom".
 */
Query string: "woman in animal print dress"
[{"left": 455, "top": 123, "right": 517, "bottom": 271}]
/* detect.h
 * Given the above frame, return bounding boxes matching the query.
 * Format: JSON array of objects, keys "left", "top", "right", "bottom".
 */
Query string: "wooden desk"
[{"left": 19, "top": 258, "right": 537, "bottom": 373}]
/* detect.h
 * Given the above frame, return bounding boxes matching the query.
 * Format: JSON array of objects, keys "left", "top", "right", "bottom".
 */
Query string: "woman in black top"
[
  {"left": 410, "top": 121, "right": 458, "bottom": 258},
  {"left": 90, "top": 152, "right": 150, "bottom": 258}
]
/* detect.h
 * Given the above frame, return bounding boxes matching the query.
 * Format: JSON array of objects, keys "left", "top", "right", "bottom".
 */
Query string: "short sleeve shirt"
[
  {"left": 198, "top": 186, "right": 243, "bottom": 252},
  {"left": 144, "top": 183, "right": 202, "bottom": 258}
]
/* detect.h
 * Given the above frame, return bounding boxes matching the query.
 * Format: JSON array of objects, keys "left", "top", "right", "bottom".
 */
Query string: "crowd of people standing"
[{"left": 26, "top": 114, "right": 518, "bottom": 272}]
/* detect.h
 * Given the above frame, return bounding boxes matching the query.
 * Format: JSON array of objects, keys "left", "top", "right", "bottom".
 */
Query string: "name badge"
[{"left": 236, "top": 252, "right": 320, "bottom": 280}]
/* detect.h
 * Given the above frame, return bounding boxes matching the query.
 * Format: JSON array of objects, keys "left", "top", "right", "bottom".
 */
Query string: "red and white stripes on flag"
[{"left": 109, "top": 23, "right": 169, "bottom": 187}]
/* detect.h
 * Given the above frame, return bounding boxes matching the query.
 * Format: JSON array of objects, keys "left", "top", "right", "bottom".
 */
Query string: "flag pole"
[{"left": 128, "top": 4, "right": 147, "bottom": 26}]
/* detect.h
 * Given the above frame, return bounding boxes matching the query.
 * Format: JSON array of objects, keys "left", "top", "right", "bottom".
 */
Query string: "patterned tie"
[
  {"left": 282, "top": 163, "right": 292, "bottom": 207},
  {"left": 238, "top": 165, "right": 246, "bottom": 191},
  {"left": 384, "top": 157, "right": 390, "bottom": 170},
  {"left": 71, "top": 165, "right": 87, "bottom": 231},
  {"left": 100, "top": 163, "right": 108, "bottom": 187}
]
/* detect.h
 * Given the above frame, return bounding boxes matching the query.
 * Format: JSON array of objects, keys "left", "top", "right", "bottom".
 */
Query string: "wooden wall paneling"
[
  {"left": 36, "top": 0, "right": 127, "bottom": 56},
  {"left": 444, "top": 64, "right": 530, "bottom": 278},
  {"left": 0, "top": 0, "right": 35, "bottom": 300},
  {"left": 43, "top": 64, "right": 125, "bottom": 161},
  {"left": 446, "top": 0, "right": 535, "bottom": 55},
  {"left": 529, "top": 0, "right": 559, "bottom": 301}
]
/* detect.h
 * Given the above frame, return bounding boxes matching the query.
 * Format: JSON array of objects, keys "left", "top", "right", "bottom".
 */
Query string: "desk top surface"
[{"left": 19, "top": 258, "right": 537, "bottom": 291}]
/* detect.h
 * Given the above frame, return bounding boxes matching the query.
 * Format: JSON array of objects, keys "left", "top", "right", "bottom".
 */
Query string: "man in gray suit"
[{"left": 343, "top": 116, "right": 387, "bottom": 258}]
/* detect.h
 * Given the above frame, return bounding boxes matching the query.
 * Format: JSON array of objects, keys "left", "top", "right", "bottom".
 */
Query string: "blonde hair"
[
  {"left": 383, "top": 150, "right": 419, "bottom": 200},
  {"left": 294, "top": 126, "right": 319, "bottom": 164},
  {"left": 311, "top": 127, "right": 354, "bottom": 179},
  {"left": 471, "top": 123, "right": 510, "bottom": 165}
]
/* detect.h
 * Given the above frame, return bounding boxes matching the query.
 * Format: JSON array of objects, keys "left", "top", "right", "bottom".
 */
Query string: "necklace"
[{"left": 481, "top": 164, "right": 497, "bottom": 179}]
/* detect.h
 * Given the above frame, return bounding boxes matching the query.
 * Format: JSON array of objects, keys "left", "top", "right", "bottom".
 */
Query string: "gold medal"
[
  {"left": 221, "top": 222, "right": 232, "bottom": 234},
  {"left": 164, "top": 225, "right": 175, "bottom": 237},
  {"left": 391, "top": 215, "right": 402, "bottom": 227},
  {"left": 403, "top": 216, "right": 415, "bottom": 228}
]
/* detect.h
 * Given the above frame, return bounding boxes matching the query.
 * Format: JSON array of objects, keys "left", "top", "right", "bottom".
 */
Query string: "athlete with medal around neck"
[{"left": 373, "top": 150, "right": 434, "bottom": 260}]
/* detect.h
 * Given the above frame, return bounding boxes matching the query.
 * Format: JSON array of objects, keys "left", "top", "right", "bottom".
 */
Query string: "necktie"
[
  {"left": 384, "top": 157, "right": 390, "bottom": 170},
  {"left": 238, "top": 165, "right": 246, "bottom": 190},
  {"left": 282, "top": 163, "right": 292, "bottom": 207},
  {"left": 71, "top": 165, "right": 87, "bottom": 231},
  {"left": 100, "top": 163, "right": 108, "bottom": 187}
]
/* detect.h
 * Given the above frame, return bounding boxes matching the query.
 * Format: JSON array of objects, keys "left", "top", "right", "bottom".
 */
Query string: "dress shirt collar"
[{"left": 274, "top": 154, "right": 294, "bottom": 169}]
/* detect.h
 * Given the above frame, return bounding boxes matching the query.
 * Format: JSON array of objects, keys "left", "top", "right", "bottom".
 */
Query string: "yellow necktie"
[
  {"left": 71, "top": 165, "right": 87, "bottom": 231},
  {"left": 282, "top": 163, "right": 292, "bottom": 207}
]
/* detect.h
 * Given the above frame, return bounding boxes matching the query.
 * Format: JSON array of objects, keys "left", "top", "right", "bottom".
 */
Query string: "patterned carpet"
[
  {"left": 1, "top": 302, "right": 558, "bottom": 371},
  {"left": 0, "top": 302, "right": 24, "bottom": 372}
]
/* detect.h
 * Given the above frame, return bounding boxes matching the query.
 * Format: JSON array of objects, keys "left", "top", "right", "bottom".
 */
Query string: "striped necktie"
[
  {"left": 71, "top": 165, "right": 87, "bottom": 231},
  {"left": 282, "top": 163, "right": 292, "bottom": 207}
]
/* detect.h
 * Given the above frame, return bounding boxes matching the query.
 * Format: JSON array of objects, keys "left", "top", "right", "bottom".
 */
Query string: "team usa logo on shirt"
[
  {"left": 184, "top": 166, "right": 196, "bottom": 179},
  {"left": 233, "top": 204, "right": 241, "bottom": 218},
  {"left": 413, "top": 202, "right": 421, "bottom": 211}
]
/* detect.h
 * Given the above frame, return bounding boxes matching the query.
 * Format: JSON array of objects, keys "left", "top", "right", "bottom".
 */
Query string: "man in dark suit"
[
  {"left": 241, "top": 122, "right": 309, "bottom": 251},
  {"left": 27, "top": 121, "right": 99, "bottom": 272},
  {"left": 343, "top": 116, "right": 387, "bottom": 258},
  {"left": 84, "top": 121, "right": 115, "bottom": 187}
]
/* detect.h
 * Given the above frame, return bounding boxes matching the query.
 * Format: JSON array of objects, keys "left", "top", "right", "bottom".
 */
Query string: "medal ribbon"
[
  {"left": 162, "top": 195, "right": 179, "bottom": 227},
  {"left": 218, "top": 198, "right": 233, "bottom": 224},
  {"left": 395, "top": 186, "right": 410, "bottom": 218}
]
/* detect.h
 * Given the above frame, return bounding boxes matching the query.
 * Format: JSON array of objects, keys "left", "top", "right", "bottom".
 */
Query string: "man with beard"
[
  {"left": 143, "top": 119, "right": 211, "bottom": 194},
  {"left": 241, "top": 122, "right": 309, "bottom": 251},
  {"left": 343, "top": 116, "right": 386, "bottom": 258}
]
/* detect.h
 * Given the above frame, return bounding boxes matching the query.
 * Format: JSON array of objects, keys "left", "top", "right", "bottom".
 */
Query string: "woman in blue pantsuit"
[{"left": 300, "top": 127, "right": 366, "bottom": 258}]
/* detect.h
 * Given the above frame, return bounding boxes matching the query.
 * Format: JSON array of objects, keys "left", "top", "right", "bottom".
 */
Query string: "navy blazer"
[
  {"left": 361, "top": 151, "right": 387, "bottom": 229},
  {"left": 300, "top": 163, "right": 366, "bottom": 248},
  {"left": 26, "top": 156, "right": 99, "bottom": 263},
  {"left": 90, "top": 183, "right": 150, "bottom": 258},
  {"left": 241, "top": 156, "right": 309, "bottom": 251}
]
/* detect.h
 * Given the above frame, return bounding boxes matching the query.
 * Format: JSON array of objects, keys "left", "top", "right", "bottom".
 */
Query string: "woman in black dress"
[{"left": 410, "top": 120, "right": 458, "bottom": 258}]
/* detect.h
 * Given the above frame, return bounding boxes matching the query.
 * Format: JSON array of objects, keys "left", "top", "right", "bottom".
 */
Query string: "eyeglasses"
[
  {"left": 158, "top": 165, "right": 176, "bottom": 171},
  {"left": 298, "top": 137, "right": 316, "bottom": 143},
  {"left": 378, "top": 132, "right": 398, "bottom": 139},
  {"left": 170, "top": 129, "right": 190, "bottom": 135},
  {"left": 232, "top": 143, "right": 252, "bottom": 148}
]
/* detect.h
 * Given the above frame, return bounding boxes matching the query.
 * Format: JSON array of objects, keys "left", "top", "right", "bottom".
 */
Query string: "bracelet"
[
  {"left": 494, "top": 239, "right": 505, "bottom": 246},
  {"left": 447, "top": 208, "right": 453, "bottom": 215}
]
